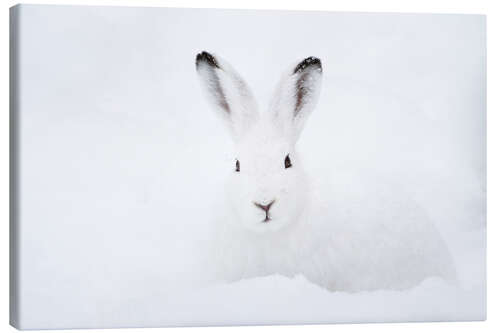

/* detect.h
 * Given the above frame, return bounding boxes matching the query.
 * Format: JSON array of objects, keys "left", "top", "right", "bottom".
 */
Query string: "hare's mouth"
[{"left": 254, "top": 200, "right": 276, "bottom": 223}]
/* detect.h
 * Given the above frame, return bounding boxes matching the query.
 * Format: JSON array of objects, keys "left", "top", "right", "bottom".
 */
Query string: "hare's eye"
[
  {"left": 284, "top": 154, "right": 292, "bottom": 169},
  {"left": 235, "top": 159, "right": 240, "bottom": 172}
]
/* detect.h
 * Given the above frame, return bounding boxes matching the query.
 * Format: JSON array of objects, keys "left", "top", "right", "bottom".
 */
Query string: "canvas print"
[{"left": 10, "top": 4, "right": 486, "bottom": 329}]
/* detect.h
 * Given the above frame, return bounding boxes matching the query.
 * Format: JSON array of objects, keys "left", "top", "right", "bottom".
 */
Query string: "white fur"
[{"left": 196, "top": 52, "right": 456, "bottom": 292}]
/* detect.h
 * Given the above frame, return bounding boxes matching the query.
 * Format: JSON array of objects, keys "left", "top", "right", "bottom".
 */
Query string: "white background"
[{"left": 0, "top": 0, "right": 498, "bottom": 332}]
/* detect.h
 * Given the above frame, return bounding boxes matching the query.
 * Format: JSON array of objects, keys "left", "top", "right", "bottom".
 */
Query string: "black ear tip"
[
  {"left": 294, "top": 57, "right": 322, "bottom": 74},
  {"left": 196, "top": 51, "right": 220, "bottom": 69}
]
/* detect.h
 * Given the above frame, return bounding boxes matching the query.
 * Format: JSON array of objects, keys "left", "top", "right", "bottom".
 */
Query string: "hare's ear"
[
  {"left": 269, "top": 57, "right": 322, "bottom": 142},
  {"left": 196, "top": 51, "right": 258, "bottom": 141}
]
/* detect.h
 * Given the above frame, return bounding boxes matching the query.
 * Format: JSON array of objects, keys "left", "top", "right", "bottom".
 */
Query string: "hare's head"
[{"left": 196, "top": 51, "right": 322, "bottom": 232}]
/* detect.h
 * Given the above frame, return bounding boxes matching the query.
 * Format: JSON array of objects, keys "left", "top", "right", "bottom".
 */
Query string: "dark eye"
[
  {"left": 235, "top": 159, "right": 240, "bottom": 172},
  {"left": 284, "top": 154, "right": 292, "bottom": 169}
]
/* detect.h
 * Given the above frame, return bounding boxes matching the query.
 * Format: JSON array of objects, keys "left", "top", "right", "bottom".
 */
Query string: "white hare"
[{"left": 195, "top": 51, "right": 455, "bottom": 292}]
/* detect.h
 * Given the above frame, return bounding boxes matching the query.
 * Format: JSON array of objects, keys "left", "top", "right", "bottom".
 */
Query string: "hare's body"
[
  {"left": 209, "top": 172, "right": 455, "bottom": 291},
  {"left": 195, "top": 51, "right": 455, "bottom": 292}
]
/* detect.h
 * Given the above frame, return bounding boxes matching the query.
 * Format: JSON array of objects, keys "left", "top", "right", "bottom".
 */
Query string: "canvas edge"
[{"left": 10, "top": 3, "right": 22, "bottom": 330}]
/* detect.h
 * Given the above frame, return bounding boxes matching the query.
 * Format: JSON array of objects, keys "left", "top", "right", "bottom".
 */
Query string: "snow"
[{"left": 15, "top": 4, "right": 485, "bottom": 329}]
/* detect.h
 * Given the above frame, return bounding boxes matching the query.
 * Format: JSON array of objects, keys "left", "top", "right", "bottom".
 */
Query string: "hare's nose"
[{"left": 254, "top": 200, "right": 275, "bottom": 213}]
